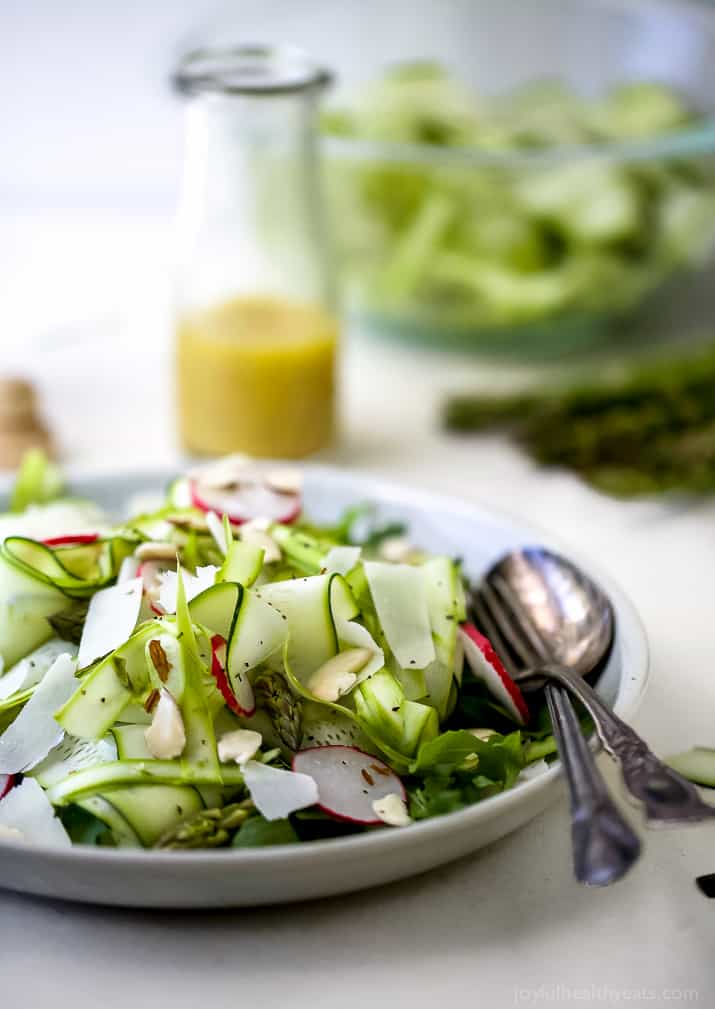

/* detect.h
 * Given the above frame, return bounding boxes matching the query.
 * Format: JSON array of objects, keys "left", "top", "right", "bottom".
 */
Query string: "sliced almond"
[
  {"left": 264, "top": 468, "right": 303, "bottom": 496},
  {"left": 240, "top": 524, "right": 282, "bottom": 564},
  {"left": 189, "top": 454, "right": 253, "bottom": 489},
  {"left": 217, "top": 729, "right": 262, "bottom": 766},
  {"left": 468, "top": 728, "right": 497, "bottom": 742},
  {"left": 166, "top": 515, "right": 209, "bottom": 533},
  {"left": 378, "top": 536, "right": 413, "bottom": 564},
  {"left": 144, "top": 689, "right": 186, "bottom": 760},
  {"left": 148, "top": 639, "right": 172, "bottom": 683},
  {"left": 135, "top": 542, "right": 178, "bottom": 563},
  {"left": 241, "top": 520, "right": 272, "bottom": 536},
  {"left": 371, "top": 793, "right": 412, "bottom": 827},
  {"left": 307, "top": 648, "right": 372, "bottom": 702}
]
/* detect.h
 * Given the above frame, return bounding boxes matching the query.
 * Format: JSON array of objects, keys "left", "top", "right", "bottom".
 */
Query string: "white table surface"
[{"left": 2, "top": 210, "right": 715, "bottom": 1008}]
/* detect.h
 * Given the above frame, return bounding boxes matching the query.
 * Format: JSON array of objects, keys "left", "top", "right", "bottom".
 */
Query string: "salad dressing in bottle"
[{"left": 173, "top": 47, "right": 337, "bottom": 458}]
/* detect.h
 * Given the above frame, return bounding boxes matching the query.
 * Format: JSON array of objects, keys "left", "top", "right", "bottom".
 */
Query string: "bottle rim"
[{"left": 173, "top": 45, "right": 333, "bottom": 98}]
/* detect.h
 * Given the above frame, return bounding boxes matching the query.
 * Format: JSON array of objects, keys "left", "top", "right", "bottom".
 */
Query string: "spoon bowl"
[{"left": 484, "top": 547, "right": 614, "bottom": 684}]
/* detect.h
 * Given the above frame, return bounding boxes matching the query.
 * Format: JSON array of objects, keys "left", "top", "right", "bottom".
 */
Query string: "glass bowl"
[{"left": 318, "top": 0, "right": 715, "bottom": 357}]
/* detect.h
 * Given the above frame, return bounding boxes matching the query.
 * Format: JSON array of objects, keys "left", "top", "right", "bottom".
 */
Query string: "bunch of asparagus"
[{"left": 444, "top": 343, "right": 715, "bottom": 497}]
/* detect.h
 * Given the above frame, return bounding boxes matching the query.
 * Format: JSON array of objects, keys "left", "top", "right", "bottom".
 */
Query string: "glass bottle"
[{"left": 173, "top": 46, "right": 337, "bottom": 459}]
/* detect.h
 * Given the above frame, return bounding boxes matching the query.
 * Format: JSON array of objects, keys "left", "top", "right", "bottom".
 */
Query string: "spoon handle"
[
  {"left": 538, "top": 666, "right": 715, "bottom": 825},
  {"left": 545, "top": 683, "right": 641, "bottom": 886}
]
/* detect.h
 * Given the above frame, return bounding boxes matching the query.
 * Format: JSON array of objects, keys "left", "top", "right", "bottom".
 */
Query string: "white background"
[{"left": 2, "top": 3, "right": 715, "bottom": 1007}]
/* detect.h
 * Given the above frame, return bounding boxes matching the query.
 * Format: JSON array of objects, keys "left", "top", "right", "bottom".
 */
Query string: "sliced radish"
[
  {"left": 242, "top": 759, "right": 318, "bottom": 821},
  {"left": 42, "top": 533, "right": 99, "bottom": 547},
  {"left": 210, "top": 635, "right": 254, "bottom": 717},
  {"left": 188, "top": 458, "right": 302, "bottom": 526},
  {"left": 458, "top": 624, "right": 530, "bottom": 725},
  {"left": 292, "top": 746, "right": 406, "bottom": 825},
  {"left": 0, "top": 774, "right": 15, "bottom": 800},
  {"left": 191, "top": 482, "right": 301, "bottom": 526}
]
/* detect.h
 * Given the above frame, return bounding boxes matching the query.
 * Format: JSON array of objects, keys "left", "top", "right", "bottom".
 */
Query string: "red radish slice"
[
  {"left": 292, "top": 746, "right": 406, "bottom": 825},
  {"left": 0, "top": 774, "right": 15, "bottom": 800},
  {"left": 190, "top": 480, "right": 301, "bottom": 526},
  {"left": 458, "top": 623, "right": 530, "bottom": 725},
  {"left": 210, "top": 635, "right": 255, "bottom": 717},
  {"left": 42, "top": 534, "right": 99, "bottom": 547}
]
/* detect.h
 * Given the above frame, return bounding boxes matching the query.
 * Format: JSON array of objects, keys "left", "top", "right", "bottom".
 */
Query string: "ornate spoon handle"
[
  {"left": 545, "top": 684, "right": 641, "bottom": 886},
  {"left": 531, "top": 665, "right": 715, "bottom": 825}
]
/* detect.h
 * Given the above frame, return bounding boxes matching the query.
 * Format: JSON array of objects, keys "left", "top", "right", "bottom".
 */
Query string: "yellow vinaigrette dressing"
[{"left": 177, "top": 296, "right": 337, "bottom": 458}]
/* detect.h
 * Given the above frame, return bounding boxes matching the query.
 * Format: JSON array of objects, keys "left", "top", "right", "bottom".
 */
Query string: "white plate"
[{"left": 0, "top": 465, "right": 648, "bottom": 908}]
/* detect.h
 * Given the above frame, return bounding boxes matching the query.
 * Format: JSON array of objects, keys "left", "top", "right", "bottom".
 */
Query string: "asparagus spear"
[
  {"left": 155, "top": 800, "right": 254, "bottom": 850},
  {"left": 253, "top": 671, "right": 303, "bottom": 751},
  {"left": 443, "top": 343, "right": 715, "bottom": 497}
]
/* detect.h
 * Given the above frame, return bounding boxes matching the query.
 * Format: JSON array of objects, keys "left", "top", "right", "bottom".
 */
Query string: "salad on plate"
[{"left": 0, "top": 452, "right": 554, "bottom": 851}]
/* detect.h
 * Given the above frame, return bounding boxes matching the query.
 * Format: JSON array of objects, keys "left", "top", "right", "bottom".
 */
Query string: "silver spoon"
[
  {"left": 471, "top": 553, "right": 639, "bottom": 885},
  {"left": 473, "top": 548, "right": 715, "bottom": 825}
]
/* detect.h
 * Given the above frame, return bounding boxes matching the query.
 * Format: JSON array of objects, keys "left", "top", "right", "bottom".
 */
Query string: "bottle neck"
[{"left": 177, "top": 91, "right": 332, "bottom": 309}]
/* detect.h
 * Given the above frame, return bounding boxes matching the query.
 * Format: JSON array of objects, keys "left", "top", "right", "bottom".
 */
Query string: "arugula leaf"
[
  {"left": 520, "top": 702, "right": 594, "bottom": 764},
  {"left": 410, "top": 729, "right": 481, "bottom": 772},
  {"left": 408, "top": 774, "right": 469, "bottom": 819},
  {"left": 232, "top": 815, "right": 299, "bottom": 848},
  {"left": 406, "top": 728, "right": 525, "bottom": 821},
  {"left": 60, "top": 804, "right": 113, "bottom": 846},
  {"left": 410, "top": 728, "right": 523, "bottom": 782},
  {"left": 408, "top": 768, "right": 508, "bottom": 821}
]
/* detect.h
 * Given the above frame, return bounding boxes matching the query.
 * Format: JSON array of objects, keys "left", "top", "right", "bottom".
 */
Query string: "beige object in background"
[{"left": 0, "top": 378, "right": 53, "bottom": 468}]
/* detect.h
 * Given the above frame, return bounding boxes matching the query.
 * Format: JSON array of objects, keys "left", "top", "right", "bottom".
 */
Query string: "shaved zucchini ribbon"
[{"left": 0, "top": 534, "right": 137, "bottom": 669}]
